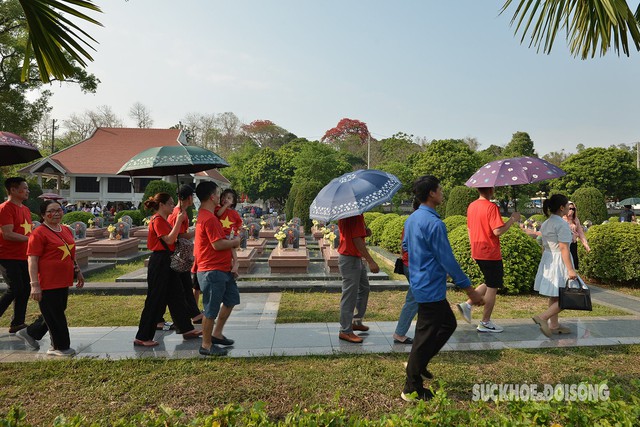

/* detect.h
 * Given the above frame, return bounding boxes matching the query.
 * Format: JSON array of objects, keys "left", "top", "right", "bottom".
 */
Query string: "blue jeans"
[{"left": 395, "top": 265, "right": 418, "bottom": 336}]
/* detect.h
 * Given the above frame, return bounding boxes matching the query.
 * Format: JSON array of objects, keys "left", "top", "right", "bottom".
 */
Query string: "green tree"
[
  {"left": 571, "top": 187, "right": 609, "bottom": 225},
  {"left": 140, "top": 180, "right": 177, "bottom": 216},
  {"left": 412, "top": 139, "right": 482, "bottom": 190},
  {"left": 477, "top": 144, "right": 503, "bottom": 166},
  {"left": 242, "top": 148, "right": 294, "bottom": 206},
  {"left": 502, "top": 131, "right": 537, "bottom": 158},
  {"left": 372, "top": 132, "right": 423, "bottom": 168},
  {"left": 241, "top": 120, "right": 295, "bottom": 149},
  {"left": 501, "top": 0, "right": 640, "bottom": 59},
  {"left": 445, "top": 186, "right": 478, "bottom": 217},
  {"left": 222, "top": 140, "right": 260, "bottom": 194},
  {"left": 289, "top": 141, "right": 351, "bottom": 187},
  {"left": 553, "top": 147, "right": 640, "bottom": 199},
  {"left": 292, "top": 180, "right": 324, "bottom": 231},
  {"left": 377, "top": 160, "right": 414, "bottom": 205}
]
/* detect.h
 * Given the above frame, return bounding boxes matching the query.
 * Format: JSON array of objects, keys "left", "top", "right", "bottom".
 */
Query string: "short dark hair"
[
  {"left": 220, "top": 188, "right": 238, "bottom": 209},
  {"left": 413, "top": 175, "right": 440, "bottom": 203},
  {"left": 195, "top": 181, "right": 218, "bottom": 202},
  {"left": 4, "top": 177, "right": 26, "bottom": 193},
  {"left": 177, "top": 184, "right": 194, "bottom": 201}
]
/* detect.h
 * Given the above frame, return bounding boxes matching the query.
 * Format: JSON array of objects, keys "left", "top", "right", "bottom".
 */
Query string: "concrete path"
[{"left": 1, "top": 285, "right": 638, "bottom": 362}]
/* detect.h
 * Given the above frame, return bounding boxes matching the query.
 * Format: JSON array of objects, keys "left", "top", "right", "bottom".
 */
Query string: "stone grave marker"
[{"left": 71, "top": 221, "right": 87, "bottom": 239}]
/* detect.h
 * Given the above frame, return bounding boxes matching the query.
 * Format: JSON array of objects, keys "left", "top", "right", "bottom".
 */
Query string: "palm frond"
[
  {"left": 501, "top": 0, "right": 640, "bottom": 59},
  {"left": 18, "top": 0, "right": 103, "bottom": 83}
]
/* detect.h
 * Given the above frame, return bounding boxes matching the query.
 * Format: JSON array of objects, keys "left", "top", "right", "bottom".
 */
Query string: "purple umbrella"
[
  {"left": 0, "top": 131, "right": 42, "bottom": 166},
  {"left": 465, "top": 157, "right": 565, "bottom": 188}
]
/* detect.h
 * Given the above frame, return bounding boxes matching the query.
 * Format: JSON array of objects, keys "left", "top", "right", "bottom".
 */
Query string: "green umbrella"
[
  {"left": 619, "top": 197, "right": 640, "bottom": 206},
  {"left": 117, "top": 145, "right": 229, "bottom": 177}
]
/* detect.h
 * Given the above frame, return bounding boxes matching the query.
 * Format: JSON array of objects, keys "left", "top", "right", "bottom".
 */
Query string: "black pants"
[
  {"left": 136, "top": 251, "right": 195, "bottom": 341},
  {"left": 0, "top": 259, "right": 30, "bottom": 327},
  {"left": 404, "top": 299, "right": 457, "bottom": 394},
  {"left": 570, "top": 242, "right": 579, "bottom": 270},
  {"left": 27, "top": 287, "right": 71, "bottom": 350},
  {"left": 179, "top": 271, "right": 201, "bottom": 318}
]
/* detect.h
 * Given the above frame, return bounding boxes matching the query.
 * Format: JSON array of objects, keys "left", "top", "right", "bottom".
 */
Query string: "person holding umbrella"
[
  {"left": 456, "top": 187, "right": 521, "bottom": 333},
  {"left": 0, "top": 177, "right": 33, "bottom": 334},
  {"left": 402, "top": 175, "right": 484, "bottom": 401}
]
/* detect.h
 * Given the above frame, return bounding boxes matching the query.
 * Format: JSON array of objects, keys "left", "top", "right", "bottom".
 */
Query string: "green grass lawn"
[
  {"left": 276, "top": 289, "right": 630, "bottom": 323},
  {"left": 0, "top": 346, "right": 638, "bottom": 425},
  {"left": 83, "top": 260, "right": 146, "bottom": 282}
]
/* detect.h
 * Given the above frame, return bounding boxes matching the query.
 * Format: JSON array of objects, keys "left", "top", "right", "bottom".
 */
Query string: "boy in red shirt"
[
  {"left": 337, "top": 214, "right": 379, "bottom": 343},
  {"left": 194, "top": 182, "right": 240, "bottom": 357},
  {"left": 0, "top": 177, "right": 33, "bottom": 333},
  {"left": 458, "top": 187, "right": 520, "bottom": 332}
]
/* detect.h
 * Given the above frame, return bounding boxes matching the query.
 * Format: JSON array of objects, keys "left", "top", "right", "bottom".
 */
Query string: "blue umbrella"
[{"left": 309, "top": 169, "right": 402, "bottom": 222}]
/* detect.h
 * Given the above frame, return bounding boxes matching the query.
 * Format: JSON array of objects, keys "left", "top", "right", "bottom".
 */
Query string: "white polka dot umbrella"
[{"left": 465, "top": 157, "right": 565, "bottom": 188}]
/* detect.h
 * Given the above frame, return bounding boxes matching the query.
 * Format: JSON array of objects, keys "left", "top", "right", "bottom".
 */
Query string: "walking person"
[
  {"left": 337, "top": 213, "right": 379, "bottom": 343},
  {"left": 0, "top": 177, "right": 33, "bottom": 334},
  {"left": 562, "top": 201, "right": 590, "bottom": 270},
  {"left": 16, "top": 200, "right": 84, "bottom": 356},
  {"left": 392, "top": 198, "right": 420, "bottom": 345},
  {"left": 457, "top": 187, "right": 520, "bottom": 333},
  {"left": 532, "top": 194, "right": 578, "bottom": 338},
  {"left": 402, "top": 175, "right": 484, "bottom": 401},
  {"left": 167, "top": 185, "right": 202, "bottom": 324},
  {"left": 134, "top": 193, "right": 202, "bottom": 347},
  {"left": 194, "top": 181, "right": 240, "bottom": 357}
]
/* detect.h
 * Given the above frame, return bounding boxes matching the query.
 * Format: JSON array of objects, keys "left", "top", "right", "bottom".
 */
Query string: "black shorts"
[{"left": 474, "top": 259, "right": 504, "bottom": 289}]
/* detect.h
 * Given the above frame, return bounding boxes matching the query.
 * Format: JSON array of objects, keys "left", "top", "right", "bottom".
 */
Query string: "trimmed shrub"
[
  {"left": 115, "top": 210, "right": 145, "bottom": 226},
  {"left": 449, "top": 225, "right": 541, "bottom": 294},
  {"left": 293, "top": 180, "right": 325, "bottom": 232},
  {"left": 572, "top": 187, "right": 608, "bottom": 225},
  {"left": 368, "top": 213, "right": 399, "bottom": 246},
  {"left": 285, "top": 184, "right": 300, "bottom": 221},
  {"left": 580, "top": 222, "right": 640, "bottom": 285},
  {"left": 609, "top": 216, "right": 620, "bottom": 222},
  {"left": 62, "top": 211, "right": 94, "bottom": 226},
  {"left": 445, "top": 186, "right": 477, "bottom": 217},
  {"left": 443, "top": 215, "right": 467, "bottom": 233},
  {"left": 379, "top": 215, "right": 409, "bottom": 254},
  {"left": 140, "top": 180, "right": 177, "bottom": 216},
  {"left": 363, "top": 212, "right": 383, "bottom": 228},
  {"left": 528, "top": 214, "right": 546, "bottom": 223}
]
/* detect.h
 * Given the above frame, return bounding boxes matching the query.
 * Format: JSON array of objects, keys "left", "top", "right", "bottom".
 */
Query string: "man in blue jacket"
[{"left": 401, "top": 175, "right": 484, "bottom": 402}]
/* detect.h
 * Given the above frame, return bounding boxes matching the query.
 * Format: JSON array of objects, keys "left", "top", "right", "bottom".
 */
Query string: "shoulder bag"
[
  {"left": 151, "top": 217, "right": 194, "bottom": 273},
  {"left": 559, "top": 276, "right": 592, "bottom": 311}
]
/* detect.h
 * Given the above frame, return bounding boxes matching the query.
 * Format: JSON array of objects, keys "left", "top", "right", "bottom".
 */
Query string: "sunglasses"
[{"left": 569, "top": 207, "right": 576, "bottom": 211}]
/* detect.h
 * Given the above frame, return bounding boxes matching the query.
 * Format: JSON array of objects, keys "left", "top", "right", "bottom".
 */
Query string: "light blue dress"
[{"left": 533, "top": 214, "right": 573, "bottom": 297}]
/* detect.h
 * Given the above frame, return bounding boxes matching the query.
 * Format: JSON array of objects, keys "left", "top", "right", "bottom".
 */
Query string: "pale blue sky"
[{"left": 47, "top": 0, "right": 640, "bottom": 155}]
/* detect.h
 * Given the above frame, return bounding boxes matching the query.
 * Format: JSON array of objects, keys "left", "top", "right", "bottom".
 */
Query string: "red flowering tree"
[
  {"left": 321, "top": 118, "right": 370, "bottom": 145},
  {"left": 241, "top": 119, "right": 292, "bottom": 149}
]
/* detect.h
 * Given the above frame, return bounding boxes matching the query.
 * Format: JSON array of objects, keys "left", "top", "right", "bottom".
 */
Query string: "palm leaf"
[
  {"left": 18, "top": 0, "right": 103, "bottom": 83},
  {"left": 501, "top": 0, "right": 640, "bottom": 58}
]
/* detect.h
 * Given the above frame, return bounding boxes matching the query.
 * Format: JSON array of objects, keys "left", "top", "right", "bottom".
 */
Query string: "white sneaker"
[
  {"left": 16, "top": 329, "right": 40, "bottom": 350},
  {"left": 457, "top": 302, "right": 472, "bottom": 323},
  {"left": 46, "top": 348, "right": 76, "bottom": 357},
  {"left": 477, "top": 321, "right": 504, "bottom": 333}
]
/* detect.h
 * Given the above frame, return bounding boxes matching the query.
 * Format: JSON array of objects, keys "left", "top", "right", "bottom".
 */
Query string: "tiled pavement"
[{"left": 1, "top": 285, "right": 639, "bottom": 362}]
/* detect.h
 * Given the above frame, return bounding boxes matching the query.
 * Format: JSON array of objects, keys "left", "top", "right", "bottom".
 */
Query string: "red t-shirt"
[
  {"left": 467, "top": 199, "right": 505, "bottom": 260},
  {"left": 401, "top": 228, "right": 408, "bottom": 266},
  {"left": 27, "top": 225, "right": 75, "bottom": 290},
  {"left": 0, "top": 201, "right": 33, "bottom": 260},
  {"left": 147, "top": 215, "right": 175, "bottom": 252},
  {"left": 338, "top": 215, "right": 367, "bottom": 257},
  {"left": 194, "top": 209, "right": 232, "bottom": 272},
  {"left": 167, "top": 206, "right": 189, "bottom": 233},
  {"left": 214, "top": 206, "right": 243, "bottom": 235}
]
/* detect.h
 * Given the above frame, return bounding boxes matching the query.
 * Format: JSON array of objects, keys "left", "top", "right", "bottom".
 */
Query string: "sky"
[{"left": 46, "top": 0, "right": 640, "bottom": 156}]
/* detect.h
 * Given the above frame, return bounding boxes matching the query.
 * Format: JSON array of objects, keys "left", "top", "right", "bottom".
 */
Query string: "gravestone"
[
  {"left": 71, "top": 221, "right": 87, "bottom": 239},
  {"left": 282, "top": 225, "right": 300, "bottom": 249},
  {"left": 115, "top": 221, "right": 130, "bottom": 239},
  {"left": 290, "top": 217, "right": 301, "bottom": 227},
  {"left": 246, "top": 221, "right": 261, "bottom": 239},
  {"left": 238, "top": 227, "right": 248, "bottom": 249},
  {"left": 267, "top": 215, "right": 279, "bottom": 229},
  {"left": 119, "top": 215, "right": 133, "bottom": 227},
  {"left": 93, "top": 216, "right": 104, "bottom": 228},
  {"left": 323, "top": 223, "right": 340, "bottom": 249}
]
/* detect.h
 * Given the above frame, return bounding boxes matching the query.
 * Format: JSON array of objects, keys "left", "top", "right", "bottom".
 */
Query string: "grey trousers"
[{"left": 338, "top": 255, "right": 370, "bottom": 333}]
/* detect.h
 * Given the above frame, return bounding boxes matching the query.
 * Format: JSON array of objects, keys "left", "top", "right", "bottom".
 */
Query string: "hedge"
[
  {"left": 114, "top": 210, "right": 145, "bottom": 226},
  {"left": 579, "top": 222, "right": 640, "bottom": 285},
  {"left": 61, "top": 211, "right": 95, "bottom": 226},
  {"left": 443, "top": 215, "right": 467, "bottom": 233},
  {"left": 445, "top": 185, "right": 477, "bottom": 217},
  {"left": 572, "top": 187, "right": 608, "bottom": 225},
  {"left": 368, "top": 213, "right": 399, "bottom": 246},
  {"left": 449, "top": 225, "right": 542, "bottom": 294},
  {"left": 363, "top": 212, "right": 383, "bottom": 228},
  {"left": 379, "top": 215, "right": 408, "bottom": 254}
]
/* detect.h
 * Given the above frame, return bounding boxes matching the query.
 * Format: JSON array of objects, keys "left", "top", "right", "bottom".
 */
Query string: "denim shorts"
[{"left": 197, "top": 270, "right": 240, "bottom": 319}]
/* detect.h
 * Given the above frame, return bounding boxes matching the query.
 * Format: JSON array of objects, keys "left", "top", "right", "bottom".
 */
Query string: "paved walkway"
[{"left": 1, "top": 285, "right": 638, "bottom": 362}]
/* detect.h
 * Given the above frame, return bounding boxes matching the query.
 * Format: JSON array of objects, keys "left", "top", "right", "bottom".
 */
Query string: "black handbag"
[
  {"left": 393, "top": 258, "right": 405, "bottom": 274},
  {"left": 559, "top": 276, "right": 592, "bottom": 311}
]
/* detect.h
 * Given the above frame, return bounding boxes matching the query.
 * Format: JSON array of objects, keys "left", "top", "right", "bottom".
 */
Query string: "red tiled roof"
[
  {"left": 51, "top": 128, "right": 184, "bottom": 175},
  {"left": 195, "top": 168, "right": 230, "bottom": 184}
]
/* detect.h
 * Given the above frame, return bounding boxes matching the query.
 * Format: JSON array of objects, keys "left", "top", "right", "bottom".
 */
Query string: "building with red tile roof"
[{"left": 19, "top": 128, "right": 230, "bottom": 206}]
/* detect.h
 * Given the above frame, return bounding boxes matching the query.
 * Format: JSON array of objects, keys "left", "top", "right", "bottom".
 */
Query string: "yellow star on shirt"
[
  {"left": 220, "top": 216, "right": 233, "bottom": 229},
  {"left": 21, "top": 220, "right": 32, "bottom": 235},
  {"left": 58, "top": 243, "right": 75, "bottom": 260}
]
